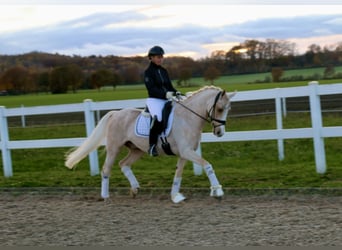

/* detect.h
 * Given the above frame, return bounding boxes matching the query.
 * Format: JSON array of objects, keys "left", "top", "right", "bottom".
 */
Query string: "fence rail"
[{"left": 1, "top": 82, "right": 342, "bottom": 177}]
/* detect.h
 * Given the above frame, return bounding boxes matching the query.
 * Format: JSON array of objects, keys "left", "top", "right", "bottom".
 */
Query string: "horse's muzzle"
[{"left": 213, "top": 126, "right": 225, "bottom": 137}]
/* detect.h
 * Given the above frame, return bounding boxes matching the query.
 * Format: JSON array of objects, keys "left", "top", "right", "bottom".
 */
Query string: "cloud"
[
  {"left": 225, "top": 15, "right": 342, "bottom": 39},
  {"left": 0, "top": 10, "right": 341, "bottom": 59}
]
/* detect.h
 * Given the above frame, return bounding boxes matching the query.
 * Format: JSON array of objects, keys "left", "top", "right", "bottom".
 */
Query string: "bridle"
[{"left": 173, "top": 91, "right": 227, "bottom": 128}]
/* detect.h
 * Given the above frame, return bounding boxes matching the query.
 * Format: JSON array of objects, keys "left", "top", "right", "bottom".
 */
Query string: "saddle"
[{"left": 135, "top": 101, "right": 175, "bottom": 155}]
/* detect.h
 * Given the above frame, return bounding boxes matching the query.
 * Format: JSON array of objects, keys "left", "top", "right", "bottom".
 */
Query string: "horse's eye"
[{"left": 217, "top": 108, "right": 223, "bottom": 113}]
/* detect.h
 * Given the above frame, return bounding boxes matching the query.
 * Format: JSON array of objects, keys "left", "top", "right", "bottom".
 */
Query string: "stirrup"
[{"left": 148, "top": 144, "right": 158, "bottom": 157}]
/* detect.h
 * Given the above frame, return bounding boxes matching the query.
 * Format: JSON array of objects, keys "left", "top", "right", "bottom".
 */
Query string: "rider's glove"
[
  {"left": 166, "top": 91, "right": 175, "bottom": 99},
  {"left": 175, "top": 91, "right": 184, "bottom": 100}
]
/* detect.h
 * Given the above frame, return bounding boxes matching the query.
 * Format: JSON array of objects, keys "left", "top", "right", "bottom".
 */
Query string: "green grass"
[{"left": 0, "top": 114, "right": 341, "bottom": 189}]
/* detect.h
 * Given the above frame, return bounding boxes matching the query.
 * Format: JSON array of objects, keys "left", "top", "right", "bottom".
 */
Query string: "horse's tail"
[{"left": 65, "top": 111, "right": 114, "bottom": 169}]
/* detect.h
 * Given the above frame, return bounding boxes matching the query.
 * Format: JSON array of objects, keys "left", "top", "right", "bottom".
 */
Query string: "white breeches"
[{"left": 146, "top": 98, "right": 167, "bottom": 122}]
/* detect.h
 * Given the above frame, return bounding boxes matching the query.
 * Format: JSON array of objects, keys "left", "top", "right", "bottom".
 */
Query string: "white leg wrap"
[
  {"left": 204, "top": 164, "right": 220, "bottom": 187},
  {"left": 171, "top": 177, "right": 182, "bottom": 196},
  {"left": 210, "top": 185, "right": 224, "bottom": 197},
  {"left": 101, "top": 175, "right": 110, "bottom": 199},
  {"left": 171, "top": 192, "right": 186, "bottom": 203},
  {"left": 121, "top": 166, "right": 140, "bottom": 190}
]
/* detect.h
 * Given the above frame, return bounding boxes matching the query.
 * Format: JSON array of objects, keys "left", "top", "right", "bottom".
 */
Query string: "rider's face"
[{"left": 150, "top": 55, "right": 164, "bottom": 66}]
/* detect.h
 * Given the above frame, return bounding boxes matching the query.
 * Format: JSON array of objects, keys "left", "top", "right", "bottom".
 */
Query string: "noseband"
[{"left": 174, "top": 91, "right": 226, "bottom": 128}]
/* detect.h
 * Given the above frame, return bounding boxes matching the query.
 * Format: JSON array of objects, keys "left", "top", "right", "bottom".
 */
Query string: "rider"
[{"left": 144, "top": 45, "right": 180, "bottom": 156}]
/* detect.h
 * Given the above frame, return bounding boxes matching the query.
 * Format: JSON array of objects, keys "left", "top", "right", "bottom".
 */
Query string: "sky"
[{"left": 0, "top": 1, "right": 342, "bottom": 59}]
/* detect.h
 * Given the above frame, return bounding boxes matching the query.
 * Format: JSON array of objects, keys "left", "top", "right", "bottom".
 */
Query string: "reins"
[{"left": 173, "top": 91, "right": 226, "bottom": 127}]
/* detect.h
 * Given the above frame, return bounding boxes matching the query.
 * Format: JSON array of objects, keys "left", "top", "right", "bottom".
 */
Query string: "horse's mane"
[{"left": 185, "top": 85, "right": 222, "bottom": 100}]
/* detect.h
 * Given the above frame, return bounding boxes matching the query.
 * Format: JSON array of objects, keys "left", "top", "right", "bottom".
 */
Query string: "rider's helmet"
[{"left": 148, "top": 46, "right": 165, "bottom": 58}]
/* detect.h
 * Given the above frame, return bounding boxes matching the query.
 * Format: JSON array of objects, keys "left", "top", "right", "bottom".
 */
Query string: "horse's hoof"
[
  {"left": 214, "top": 196, "right": 223, "bottom": 201},
  {"left": 101, "top": 193, "right": 110, "bottom": 199},
  {"left": 171, "top": 193, "right": 186, "bottom": 203},
  {"left": 210, "top": 185, "right": 224, "bottom": 197},
  {"left": 103, "top": 198, "right": 111, "bottom": 204},
  {"left": 130, "top": 188, "right": 139, "bottom": 198}
]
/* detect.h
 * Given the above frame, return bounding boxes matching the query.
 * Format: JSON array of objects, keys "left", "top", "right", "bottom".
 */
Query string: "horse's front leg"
[
  {"left": 181, "top": 149, "right": 224, "bottom": 198},
  {"left": 204, "top": 164, "right": 224, "bottom": 198},
  {"left": 171, "top": 158, "right": 187, "bottom": 203}
]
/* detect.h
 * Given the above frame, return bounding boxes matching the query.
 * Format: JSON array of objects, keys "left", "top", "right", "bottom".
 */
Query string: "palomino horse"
[{"left": 65, "top": 86, "right": 236, "bottom": 203}]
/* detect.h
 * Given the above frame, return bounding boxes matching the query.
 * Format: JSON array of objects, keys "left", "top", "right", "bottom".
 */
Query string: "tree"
[
  {"left": 90, "top": 69, "right": 113, "bottom": 90},
  {"left": 324, "top": 65, "right": 335, "bottom": 79},
  {"left": 244, "top": 40, "right": 260, "bottom": 61},
  {"left": 67, "top": 64, "right": 83, "bottom": 93},
  {"left": 122, "top": 63, "right": 141, "bottom": 84},
  {"left": 37, "top": 71, "right": 50, "bottom": 93},
  {"left": 111, "top": 72, "right": 122, "bottom": 90},
  {"left": 203, "top": 66, "right": 220, "bottom": 85},
  {"left": 210, "top": 50, "right": 226, "bottom": 60},
  {"left": 49, "top": 64, "right": 83, "bottom": 94},
  {"left": 225, "top": 45, "right": 245, "bottom": 73},
  {"left": 178, "top": 68, "right": 192, "bottom": 86},
  {"left": 207, "top": 51, "right": 226, "bottom": 74},
  {"left": 0, "top": 66, "right": 31, "bottom": 94},
  {"left": 49, "top": 66, "right": 69, "bottom": 94},
  {"left": 271, "top": 67, "right": 283, "bottom": 82}
]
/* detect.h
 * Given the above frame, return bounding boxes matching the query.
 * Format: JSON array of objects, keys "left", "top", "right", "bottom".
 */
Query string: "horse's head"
[{"left": 208, "top": 90, "right": 236, "bottom": 137}]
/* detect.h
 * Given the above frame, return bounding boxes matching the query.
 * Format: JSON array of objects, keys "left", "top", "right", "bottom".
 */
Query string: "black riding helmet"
[{"left": 148, "top": 46, "right": 165, "bottom": 58}]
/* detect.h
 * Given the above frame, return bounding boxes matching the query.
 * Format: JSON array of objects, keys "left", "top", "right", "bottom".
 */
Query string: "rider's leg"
[
  {"left": 146, "top": 98, "right": 166, "bottom": 156},
  {"left": 148, "top": 116, "right": 162, "bottom": 156}
]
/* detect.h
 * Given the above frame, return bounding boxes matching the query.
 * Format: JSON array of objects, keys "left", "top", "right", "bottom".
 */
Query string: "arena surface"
[{"left": 0, "top": 191, "right": 341, "bottom": 246}]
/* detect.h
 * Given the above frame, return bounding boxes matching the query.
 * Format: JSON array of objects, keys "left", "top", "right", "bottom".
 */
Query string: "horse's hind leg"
[{"left": 119, "top": 147, "right": 144, "bottom": 197}]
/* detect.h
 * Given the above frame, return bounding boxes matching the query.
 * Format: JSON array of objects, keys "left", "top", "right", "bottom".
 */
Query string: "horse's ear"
[
  {"left": 227, "top": 90, "right": 237, "bottom": 99},
  {"left": 221, "top": 90, "right": 226, "bottom": 97}
]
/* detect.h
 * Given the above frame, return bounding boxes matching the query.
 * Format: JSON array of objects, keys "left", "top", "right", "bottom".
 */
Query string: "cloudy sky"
[{"left": 0, "top": 0, "right": 342, "bottom": 59}]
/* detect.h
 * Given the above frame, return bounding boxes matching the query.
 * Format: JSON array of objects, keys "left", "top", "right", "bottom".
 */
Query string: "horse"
[{"left": 65, "top": 86, "right": 236, "bottom": 203}]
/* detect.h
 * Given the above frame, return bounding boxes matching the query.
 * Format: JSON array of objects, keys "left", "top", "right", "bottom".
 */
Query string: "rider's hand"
[
  {"left": 166, "top": 91, "right": 175, "bottom": 99},
  {"left": 175, "top": 91, "right": 184, "bottom": 100}
]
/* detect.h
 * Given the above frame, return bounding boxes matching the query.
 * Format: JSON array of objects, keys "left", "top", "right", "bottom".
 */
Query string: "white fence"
[{"left": 1, "top": 82, "right": 342, "bottom": 177}]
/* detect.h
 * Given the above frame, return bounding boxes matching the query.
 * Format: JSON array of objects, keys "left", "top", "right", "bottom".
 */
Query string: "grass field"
[
  {"left": 0, "top": 113, "right": 341, "bottom": 189},
  {"left": 0, "top": 67, "right": 341, "bottom": 190}
]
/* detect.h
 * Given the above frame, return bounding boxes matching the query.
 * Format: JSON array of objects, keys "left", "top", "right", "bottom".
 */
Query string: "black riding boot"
[{"left": 148, "top": 117, "right": 162, "bottom": 157}]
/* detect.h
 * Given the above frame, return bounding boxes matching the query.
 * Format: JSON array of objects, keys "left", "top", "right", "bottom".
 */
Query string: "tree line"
[{"left": 0, "top": 39, "right": 341, "bottom": 95}]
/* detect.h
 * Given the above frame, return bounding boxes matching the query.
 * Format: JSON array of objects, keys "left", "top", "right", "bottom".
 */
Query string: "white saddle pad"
[{"left": 135, "top": 109, "right": 174, "bottom": 138}]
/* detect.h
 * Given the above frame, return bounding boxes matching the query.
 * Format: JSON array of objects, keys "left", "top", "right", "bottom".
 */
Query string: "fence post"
[
  {"left": 308, "top": 81, "right": 326, "bottom": 174},
  {"left": 281, "top": 97, "right": 287, "bottom": 117},
  {"left": 96, "top": 110, "right": 100, "bottom": 124},
  {"left": 83, "top": 99, "right": 100, "bottom": 176},
  {"left": 275, "top": 91, "right": 284, "bottom": 161},
  {"left": 21, "top": 104, "right": 26, "bottom": 128},
  {"left": 0, "top": 106, "right": 13, "bottom": 177}
]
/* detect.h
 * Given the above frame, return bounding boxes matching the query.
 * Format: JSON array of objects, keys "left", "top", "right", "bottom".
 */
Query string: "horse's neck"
[
  {"left": 175, "top": 90, "right": 213, "bottom": 128},
  {"left": 186, "top": 90, "right": 215, "bottom": 114}
]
